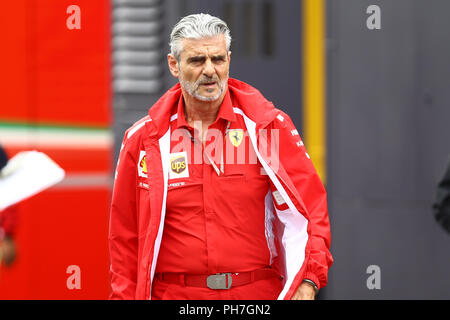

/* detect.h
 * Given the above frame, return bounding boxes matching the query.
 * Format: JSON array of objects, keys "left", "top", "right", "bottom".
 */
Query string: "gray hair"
[{"left": 169, "top": 13, "right": 232, "bottom": 61}]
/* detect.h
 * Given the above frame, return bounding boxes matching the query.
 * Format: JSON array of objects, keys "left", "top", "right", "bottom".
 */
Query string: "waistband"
[{"left": 154, "top": 268, "right": 282, "bottom": 290}]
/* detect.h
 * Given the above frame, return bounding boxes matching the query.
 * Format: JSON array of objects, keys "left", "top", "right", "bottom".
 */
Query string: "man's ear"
[{"left": 168, "top": 54, "right": 179, "bottom": 78}]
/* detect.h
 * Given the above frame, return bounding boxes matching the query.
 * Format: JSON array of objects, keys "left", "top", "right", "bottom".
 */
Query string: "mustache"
[{"left": 196, "top": 75, "right": 220, "bottom": 86}]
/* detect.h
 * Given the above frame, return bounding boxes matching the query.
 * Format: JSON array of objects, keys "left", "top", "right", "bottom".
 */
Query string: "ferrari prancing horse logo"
[{"left": 228, "top": 129, "right": 244, "bottom": 147}]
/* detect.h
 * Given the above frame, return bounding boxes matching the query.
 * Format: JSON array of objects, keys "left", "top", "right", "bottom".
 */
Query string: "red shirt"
[{"left": 155, "top": 90, "right": 272, "bottom": 274}]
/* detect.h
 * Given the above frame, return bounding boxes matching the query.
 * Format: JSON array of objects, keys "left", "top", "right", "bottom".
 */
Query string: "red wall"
[{"left": 0, "top": 0, "right": 112, "bottom": 299}]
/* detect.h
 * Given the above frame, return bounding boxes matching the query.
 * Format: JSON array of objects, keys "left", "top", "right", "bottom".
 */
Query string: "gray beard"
[{"left": 179, "top": 76, "right": 227, "bottom": 102}]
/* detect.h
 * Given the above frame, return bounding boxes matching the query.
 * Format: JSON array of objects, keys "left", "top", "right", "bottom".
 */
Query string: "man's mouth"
[{"left": 200, "top": 81, "right": 217, "bottom": 87}]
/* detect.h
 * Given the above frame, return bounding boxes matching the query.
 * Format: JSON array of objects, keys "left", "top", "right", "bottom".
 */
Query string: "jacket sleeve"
[
  {"left": 276, "top": 111, "right": 333, "bottom": 290},
  {"left": 108, "top": 132, "right": 139, "bottom": 299}
]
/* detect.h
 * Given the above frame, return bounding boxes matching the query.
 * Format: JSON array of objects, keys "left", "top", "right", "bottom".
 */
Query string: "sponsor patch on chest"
[
  {"left": 138, "top": 150, "right": 148, "bottom": 178},
  {"left": 169, "top": 151, "right": 189, "bottom": 179},
  {"left": 228, "top": 129, "right": 244, "bottom": 147}
]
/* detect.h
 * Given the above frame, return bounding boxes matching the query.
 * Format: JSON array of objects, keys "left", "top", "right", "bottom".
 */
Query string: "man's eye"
[
  {"left": 212, "top": 57, "right": 225, "bottom": 63},
  {"left": 189, "top": 57, "right": 205, "bottom": 64}
]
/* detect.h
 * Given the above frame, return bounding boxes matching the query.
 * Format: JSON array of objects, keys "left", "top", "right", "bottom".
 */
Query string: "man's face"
[{"left": 168, "top": 34, "right": 231, "bottom": 102}]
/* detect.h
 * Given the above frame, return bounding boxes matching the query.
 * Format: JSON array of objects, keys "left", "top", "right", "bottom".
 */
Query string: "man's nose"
[{"left": 202, "top": 59, "right": 215, "bottom": 78}]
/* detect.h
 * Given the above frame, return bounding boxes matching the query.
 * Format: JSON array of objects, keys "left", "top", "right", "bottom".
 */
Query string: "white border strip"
[
  {"left": 0, "top": 128, "right": 113, "bottom": 149},
  {"left": 52, "top": 172, "right": 113, "bottom": 189}
]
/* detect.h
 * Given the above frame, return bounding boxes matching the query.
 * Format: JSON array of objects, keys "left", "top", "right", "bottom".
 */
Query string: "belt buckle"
[{"left": 206, "top": 273, "right": 232, "bottom": 290}]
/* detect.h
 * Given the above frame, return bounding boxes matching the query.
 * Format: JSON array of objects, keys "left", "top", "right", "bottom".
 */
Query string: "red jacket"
[{"left": 109, "top": 78, "right": 333, "bottom": 300}]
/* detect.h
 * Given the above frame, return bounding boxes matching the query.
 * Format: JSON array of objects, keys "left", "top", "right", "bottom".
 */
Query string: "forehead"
[{"left": 180, "top": 34, "right": 227, "bottom": 58}]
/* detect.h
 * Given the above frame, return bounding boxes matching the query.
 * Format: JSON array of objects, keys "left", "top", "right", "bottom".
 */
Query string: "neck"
[{"left": 182, "top": 91, "right": 226, "bottom": 127}]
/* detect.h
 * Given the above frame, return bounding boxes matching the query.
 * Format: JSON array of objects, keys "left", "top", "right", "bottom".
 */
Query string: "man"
[
  {"left": 433, "top": 156, "right": 450, "bottom": 234},
  {"left": 109, "top": 13, "right": 333, "bottom": 300}
]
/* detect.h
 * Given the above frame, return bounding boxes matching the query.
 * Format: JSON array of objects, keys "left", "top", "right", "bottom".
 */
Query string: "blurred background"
[{"left": 0, "top": 0, "right": 449, "bottom": 299}]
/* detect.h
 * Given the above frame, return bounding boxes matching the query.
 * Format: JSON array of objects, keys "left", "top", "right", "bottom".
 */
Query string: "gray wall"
[{"left": 326, "top": 0, "right": 450, "bottom": 299}]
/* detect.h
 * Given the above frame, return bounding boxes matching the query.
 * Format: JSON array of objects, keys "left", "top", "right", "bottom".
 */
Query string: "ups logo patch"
[
  {"left": 169, "top": 151, "right": 189, "bottom": 179},
  {"left": 171, "top": 156, "right": 186, "bottom": 174}
]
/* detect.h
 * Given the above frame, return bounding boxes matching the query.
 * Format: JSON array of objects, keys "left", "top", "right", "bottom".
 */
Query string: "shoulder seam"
[{"left": 125, "top": 117, "right": 152, "bottom": 140}]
